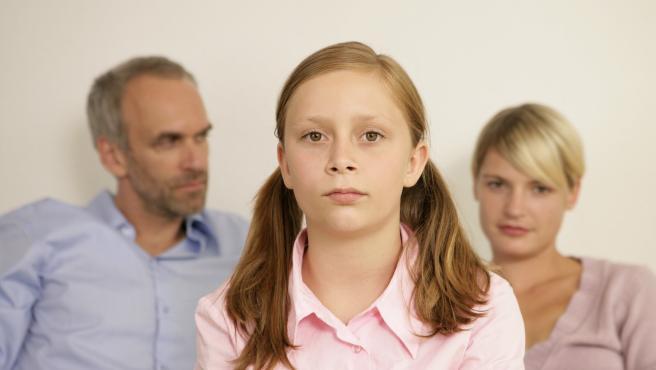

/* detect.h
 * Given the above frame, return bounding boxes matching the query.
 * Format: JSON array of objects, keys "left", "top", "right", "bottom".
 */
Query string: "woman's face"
[
  {"left": 277, "top": 69, "right": 427, "bottom": 236},
  {"left": 474, "top": 149, "right": 579, "bottom": 263}
]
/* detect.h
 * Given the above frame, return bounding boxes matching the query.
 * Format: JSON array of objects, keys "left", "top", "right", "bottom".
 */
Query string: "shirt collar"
[
  {"left": 287, "top": 224, "right": 429, "bottom": 359},
  {"left": 374, "top": 224, "right": 430, "bottom": 358},
  {"left": 85, "top": 190, "right": 218, "bottom": 255}
]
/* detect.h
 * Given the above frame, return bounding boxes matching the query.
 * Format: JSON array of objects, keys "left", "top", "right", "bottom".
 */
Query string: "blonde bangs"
[{"left": 473, "top": 103, "right": 585, "bottom": 190}]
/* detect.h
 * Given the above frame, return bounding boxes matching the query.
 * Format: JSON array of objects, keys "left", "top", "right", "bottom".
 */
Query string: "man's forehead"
[{"left": 121, "top": 76, "right": 209, "bottom": 134}]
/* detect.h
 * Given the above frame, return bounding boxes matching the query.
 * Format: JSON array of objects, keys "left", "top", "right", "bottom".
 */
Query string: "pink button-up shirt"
[{"left": 195, "top": 226, "right": 525, "bottom": 369}]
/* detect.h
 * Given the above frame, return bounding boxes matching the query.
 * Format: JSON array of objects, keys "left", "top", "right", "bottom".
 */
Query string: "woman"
[{"left": 472, "top": 103, "right": 656, "bottom": 369}]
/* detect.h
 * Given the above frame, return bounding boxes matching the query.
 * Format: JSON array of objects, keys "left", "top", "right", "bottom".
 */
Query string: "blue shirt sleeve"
[{"left": 0, "top": 207, "right": 46, "bottom": 369}]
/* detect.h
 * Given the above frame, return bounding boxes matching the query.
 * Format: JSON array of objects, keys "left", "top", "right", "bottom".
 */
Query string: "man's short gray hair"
[{"left": 86, "top": 56, "right": 196, "bottom": 148}]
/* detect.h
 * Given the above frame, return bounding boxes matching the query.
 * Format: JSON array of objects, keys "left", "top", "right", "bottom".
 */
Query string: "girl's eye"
[
  {"left": 364, "top": 131, "right": 383, "bottom": 142},
  {"left": 303, "top": 131, "right": 324, "bottom": 142}
]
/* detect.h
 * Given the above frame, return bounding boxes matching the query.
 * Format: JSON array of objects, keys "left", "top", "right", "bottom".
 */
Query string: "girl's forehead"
[{"left": 285, "top": 71, "right": 405, "bottom": 120}]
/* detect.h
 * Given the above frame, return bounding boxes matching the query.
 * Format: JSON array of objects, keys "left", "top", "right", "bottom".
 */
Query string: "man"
[{"left": 0, "top": 57, "right": 248, "bottom": 370}]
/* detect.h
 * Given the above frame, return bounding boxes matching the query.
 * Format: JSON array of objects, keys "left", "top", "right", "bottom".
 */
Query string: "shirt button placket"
[{"left": 151, "top": 259, "right": 163, "bottom": 370}]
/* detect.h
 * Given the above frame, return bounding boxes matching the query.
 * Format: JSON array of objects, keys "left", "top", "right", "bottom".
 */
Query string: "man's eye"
[
  {"left": 195, "top": 132, "right": 209, "bottom": 142},
  {"left": 363, "top": 131, "right": 383, "bottom": 142},
  {"left": 155, "top": 136, "right": 179, "bottom": 148}
]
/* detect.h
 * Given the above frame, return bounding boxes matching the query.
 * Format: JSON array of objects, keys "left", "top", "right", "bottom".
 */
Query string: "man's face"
[{"left": 119, "top": 75, "right": 211, "bottom": 219}]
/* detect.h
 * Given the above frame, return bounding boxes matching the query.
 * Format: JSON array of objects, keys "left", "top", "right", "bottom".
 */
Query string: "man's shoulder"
[
  {"left": 0, "top": 198, "right": 110, "bottom": 274},
  {"left": 199, "top": 208, "right": 249, "bottom": 255},
  {"left": 202, "top": 209, "right": 248, "bottom": 229},
  {"left": 1, "top": 198, "right": 99, "bottom": 237}
]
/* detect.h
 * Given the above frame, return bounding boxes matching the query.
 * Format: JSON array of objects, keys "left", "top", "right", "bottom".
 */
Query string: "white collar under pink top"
[{"left": 195, "top": 225, "right": 525, "bottom": 370}]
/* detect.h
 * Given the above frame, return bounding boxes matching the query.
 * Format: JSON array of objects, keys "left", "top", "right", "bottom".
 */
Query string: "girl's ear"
[
  {"left": 277, "top": 143, "right": 294, "bottom": 189},
  {"left": 97, "top": 137, "right": 128, "bottom": 178},
  {"left": 403, "top": 142, "right": 429, "bottom": 187}
]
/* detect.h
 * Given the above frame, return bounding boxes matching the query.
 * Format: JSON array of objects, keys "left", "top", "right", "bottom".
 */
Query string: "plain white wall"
[{"left": 1, "top": 0, "right": 654, "bottom": 270}]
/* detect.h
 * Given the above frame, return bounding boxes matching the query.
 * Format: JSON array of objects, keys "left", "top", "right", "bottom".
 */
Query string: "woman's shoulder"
[{"left": 580, "top": 256, "right": 655, "bottom": 295}]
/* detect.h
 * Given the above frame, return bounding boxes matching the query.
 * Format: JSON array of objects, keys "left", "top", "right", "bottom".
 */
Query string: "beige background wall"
[{"left": 1, "top": 0, "right": 654, "bottom": 270}]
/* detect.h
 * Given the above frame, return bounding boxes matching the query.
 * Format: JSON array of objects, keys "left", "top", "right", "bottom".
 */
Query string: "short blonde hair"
[{"left": 472, "top": 103, "right": 585, "bottom": 190}]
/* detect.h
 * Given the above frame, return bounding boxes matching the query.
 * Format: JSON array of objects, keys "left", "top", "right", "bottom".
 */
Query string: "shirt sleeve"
[
  {"left": 459, "top": 273, "right": 525, "bottom": 370},
  {"left": 0, "top": 219, "right": 44, "bottom": 370},
  {"left": 620, "top": 266, "right": 656, "bottom": 370},
  {"left": 194, "top": 287, "right": 240, "bottom": 370}
]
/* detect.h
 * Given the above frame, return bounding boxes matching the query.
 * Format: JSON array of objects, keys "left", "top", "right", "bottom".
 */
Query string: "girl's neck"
[
  {"left": 301, "top": 218, "right": 403, "bottom": 323},
  {"left": 494, "top": 246, "right": 579, "bottom": 294}
]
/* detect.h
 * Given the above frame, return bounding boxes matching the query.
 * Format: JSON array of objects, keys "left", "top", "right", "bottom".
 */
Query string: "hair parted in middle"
[{"left": 225, "top": 41, "right": 491, "bottom": 370}]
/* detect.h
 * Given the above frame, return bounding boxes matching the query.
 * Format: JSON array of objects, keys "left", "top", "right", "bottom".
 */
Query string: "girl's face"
[
  {"left": 474, "top": 149, "right": 579, "bottom": 263},
  {"left": 278, "top": 69, "right": 427, "bottom": 236}
]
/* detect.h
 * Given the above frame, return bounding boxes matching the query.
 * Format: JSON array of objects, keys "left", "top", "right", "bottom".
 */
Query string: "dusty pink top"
[
  {"left": 525, "top": 257, "right": 656, "bottom": 370},
  {"left": 195, "top": 226, "right": 525, "bottom": 369}
]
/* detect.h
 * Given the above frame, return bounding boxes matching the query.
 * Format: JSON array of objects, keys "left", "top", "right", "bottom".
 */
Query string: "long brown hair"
[{"left": 225, "top": 41, "right": 490, "bottom": 370}]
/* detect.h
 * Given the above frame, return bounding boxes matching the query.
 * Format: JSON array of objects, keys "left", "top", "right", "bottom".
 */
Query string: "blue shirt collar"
[{"left": 85, "top": 190, "right": 218, "bottom": 255}]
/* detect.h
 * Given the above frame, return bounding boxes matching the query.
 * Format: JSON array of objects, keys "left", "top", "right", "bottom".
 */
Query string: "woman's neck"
[
  {"left": 494, "top": 246, "right": 579, "bottom": 294},
  {"left": 302, "top": 218, "right": 403, "bottom": 323}
]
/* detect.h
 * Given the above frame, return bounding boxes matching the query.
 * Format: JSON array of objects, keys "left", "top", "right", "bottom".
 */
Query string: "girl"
[
  {"left": 472, "top": 103, "right": 656, "bottom": 369},
  {"left": 196, "top": 41, "right": 525, "bottom": 370}
]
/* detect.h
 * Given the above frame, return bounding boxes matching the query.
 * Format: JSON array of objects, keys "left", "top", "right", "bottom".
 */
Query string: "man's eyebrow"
[
  {"left": 196, "top": 123, "right": 213, "bottom": 135},
  {"left": 151, "top": 131, "right": 183, "bottom": 143}
]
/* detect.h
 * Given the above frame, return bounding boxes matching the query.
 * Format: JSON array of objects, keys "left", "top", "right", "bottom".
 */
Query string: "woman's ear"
[
  {"left": 403, "top": 142, "right": 429, "bottom": 187},
  {"left": 566, "top": 179, "right": 582, "bottom": 209}
]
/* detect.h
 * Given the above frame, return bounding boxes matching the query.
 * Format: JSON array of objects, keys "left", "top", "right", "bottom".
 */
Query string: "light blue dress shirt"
[{"left": 0, "top": 191, "right": 248, "bottom": 370}]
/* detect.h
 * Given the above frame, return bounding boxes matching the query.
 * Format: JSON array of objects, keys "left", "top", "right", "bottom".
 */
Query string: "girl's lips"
[
  {"left": 499, "top": 225, "right": 529, "bottom": 237},
  {"left": 325, "top": 190, "right": 365, "bottom": 205}
]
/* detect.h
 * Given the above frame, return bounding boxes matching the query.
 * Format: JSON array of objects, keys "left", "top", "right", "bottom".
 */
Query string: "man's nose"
[{"left": 181, "top": 140, "right": 208, "bottom": 171}]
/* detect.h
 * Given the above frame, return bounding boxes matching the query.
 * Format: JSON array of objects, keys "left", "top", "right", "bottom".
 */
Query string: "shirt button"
[
  {"left": 119, "top": 226, "right": 133, "bottom": 238},
  {"left": 353, "top": 345, "right": 362, "bottom": 353},
  {"left": 162, "top": 306, "right": 170, "bottom": 314}
]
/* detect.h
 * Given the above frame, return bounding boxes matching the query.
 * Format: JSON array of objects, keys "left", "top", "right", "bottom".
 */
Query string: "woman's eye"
[
  {"left": 487, "top": 180, "right": 503, "bottom": 189},
  {"left": 533, "top": 185, "right": 551, "bottom": 194},
  {"left": 364, "top": 131, "right": 382, "bottom": 142}
]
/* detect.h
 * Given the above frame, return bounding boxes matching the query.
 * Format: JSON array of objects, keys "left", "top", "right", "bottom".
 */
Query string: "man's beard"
[{"left": 127, "top": 160, "right": 208, "bottom": 219}]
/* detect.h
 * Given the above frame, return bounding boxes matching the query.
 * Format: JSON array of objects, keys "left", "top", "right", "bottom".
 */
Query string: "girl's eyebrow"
[
  {"left": 352, "top": 114, "right": 392, "bottom": 124},
  {"left": 286, "top": 115, "right": 331, "bottom": 128},
  {"left": 292, "top": 114, "right": 393, "bottom": 126}
]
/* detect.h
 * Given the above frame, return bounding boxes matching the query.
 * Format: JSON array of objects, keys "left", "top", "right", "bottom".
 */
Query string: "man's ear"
[
  {"left": 403, "top": 142, "right": 429, "bottom": 187},
  {"left": 96, "top": 137, "right": 128, "bottom": 178},
  {"left": 277, "top": 143, "right": 293, "bottom": 189}
]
